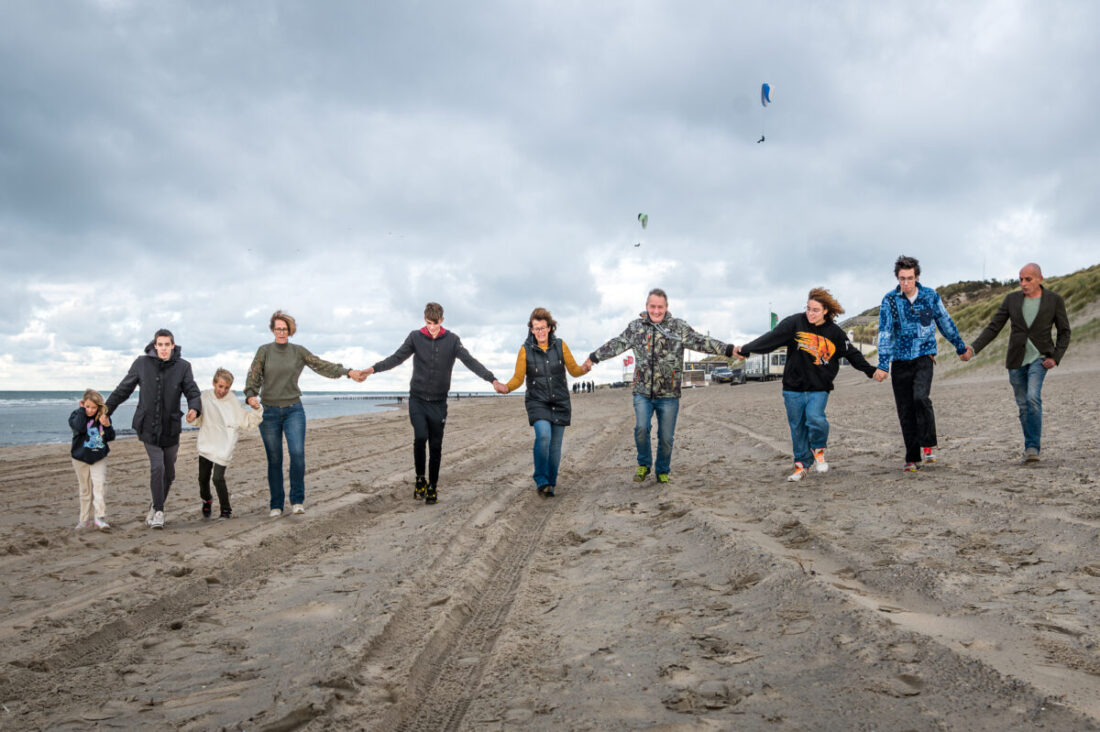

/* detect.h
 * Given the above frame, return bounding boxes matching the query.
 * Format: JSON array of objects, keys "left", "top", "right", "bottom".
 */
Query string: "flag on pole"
[{"left": 770, "top": 312, "right": 778, "bottom": 329}]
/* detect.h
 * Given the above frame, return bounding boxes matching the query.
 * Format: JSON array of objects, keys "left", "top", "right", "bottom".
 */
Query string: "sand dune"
[{"left": 1, "top": 353, "right": 1097, "bottom": 730}]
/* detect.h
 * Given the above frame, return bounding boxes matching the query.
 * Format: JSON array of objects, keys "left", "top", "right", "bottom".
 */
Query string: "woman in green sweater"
[{"left": 245, "top": 311, "right": 365, "bottom": 517}]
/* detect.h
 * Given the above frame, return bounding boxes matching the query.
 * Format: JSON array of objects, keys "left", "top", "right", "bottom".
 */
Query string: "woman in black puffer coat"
[{"left": 106, "top": 329, "right": 202, "bottom": 528}]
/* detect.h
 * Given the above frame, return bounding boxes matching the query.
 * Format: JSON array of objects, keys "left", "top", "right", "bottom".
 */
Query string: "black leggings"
[
  {"left": 198, "top": 456, "right": 230, "bottom": 511},
  {"left": 409, "top": 396, "right": 447, "bottom": 487}
]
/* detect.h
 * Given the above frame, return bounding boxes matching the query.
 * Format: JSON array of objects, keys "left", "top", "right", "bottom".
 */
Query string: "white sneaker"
[
  {"left": 94, "top": 517, "right": 111, "bottom": 530},
  {"left": 813, "top": 448, "right": 829, "bottom": 474},
  {"left": 145, "top": 504, "right": 156, "bottom": 526},
  {"left": 150, "top": 511, "right": 165, "bottom": 529},
  {"left": 787, "top": 462, "right": 808, "bottom": 482},
  {"left": 269, "top": 508, "right": 282, "bottom": 518},
  {"left": 291, "top": 504, "right": 305, "bottom": 515},
  {"left": 75, "top": 520, "right": 93, "bottom": 530}
]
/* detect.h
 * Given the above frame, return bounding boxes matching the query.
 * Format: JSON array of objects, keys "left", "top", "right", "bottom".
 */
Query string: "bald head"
[{"left": 1019, "top": 263, "right": 1043, "bottom": 298}]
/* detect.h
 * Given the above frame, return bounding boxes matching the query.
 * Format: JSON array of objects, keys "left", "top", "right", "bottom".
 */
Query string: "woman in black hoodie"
[{"left": 106, "top": 329, "right": 202, "bottom": 529}]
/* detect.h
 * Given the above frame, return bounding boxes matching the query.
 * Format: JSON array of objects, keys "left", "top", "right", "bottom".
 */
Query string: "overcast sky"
[{"left": 2, "top": 1, "right": 1097, "bottom": 391}]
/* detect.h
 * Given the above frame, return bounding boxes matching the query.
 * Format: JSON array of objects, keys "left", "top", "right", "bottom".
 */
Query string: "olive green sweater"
[{"left": 244, "top": 342, "right": 349, "bottom": 407}]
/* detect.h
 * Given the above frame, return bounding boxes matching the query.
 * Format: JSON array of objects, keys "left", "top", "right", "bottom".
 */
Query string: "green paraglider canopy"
[{"left": 638, "top": 213, "right": 648, "bottom": 230}]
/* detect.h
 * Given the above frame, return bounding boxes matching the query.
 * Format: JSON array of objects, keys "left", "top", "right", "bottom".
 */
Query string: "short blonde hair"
[
  {"left": 270, "top": 310, "right": 297, "bottom": 336},
  {"left": 213, "top": 368, "right": 234, "bottom": 386}
]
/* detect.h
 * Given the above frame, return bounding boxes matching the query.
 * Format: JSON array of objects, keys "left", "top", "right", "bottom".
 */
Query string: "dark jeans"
[
  {"left": 259, "top": 402, "right": 307, "bottom": 510},
  {"left": 1008, "top": 357, "right": 1047, "bottom": 451},
  {"left": 409, "top": 396, "right": 447, "bottom": 487},
  {"left": 890, "top": 356, "right": 937, "bottom": 463},
  {"left": 198, "top": 456, "right": 230, "bottom": 511},
  {"left": 532, "top": 419, "right": 566, "bottom": 488},
  {"left": 143, "top": 442, "right": 180, "bottom": 512},
  {"left": 633, "top": 394, "right": 680, "bottom": 475}
]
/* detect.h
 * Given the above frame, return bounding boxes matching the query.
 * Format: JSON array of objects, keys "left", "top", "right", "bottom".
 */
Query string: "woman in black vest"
[{"left": 500, "top": 308, "right": 589, "bottom": 497}]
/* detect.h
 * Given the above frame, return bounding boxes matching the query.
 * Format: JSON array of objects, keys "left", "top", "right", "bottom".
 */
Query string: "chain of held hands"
[{"left": 241, "top": 360, "right": 599, "bottom": 408}]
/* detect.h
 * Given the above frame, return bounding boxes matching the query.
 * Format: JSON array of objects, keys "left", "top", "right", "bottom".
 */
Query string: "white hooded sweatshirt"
[{"left": 194, "top": 389, "right": 263, "bottom": 466}]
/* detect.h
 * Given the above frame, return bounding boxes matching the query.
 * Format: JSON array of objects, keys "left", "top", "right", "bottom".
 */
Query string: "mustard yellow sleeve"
[
  {"left": 561, "top": 342, "right": 586, "bottom": 378},
  {"left": 505, "top": 346, "right": 527, "bottom": 392}
]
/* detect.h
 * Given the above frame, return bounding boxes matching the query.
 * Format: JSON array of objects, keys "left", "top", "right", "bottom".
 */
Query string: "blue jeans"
[
  {"left": 783, "top": 391, "right": 830, "bottom": 466},
  {"left": 532, "top": 420, "right": 566, "bottom": 488},
  {"left": 1008, "top": 358, "right": 1047, "bottom": 451},
  {"left": 633, "top": 394, "right": 680, "bottom": 475},
  {"left": 259, "top": 402, "right": 307, "bottom": 510}
]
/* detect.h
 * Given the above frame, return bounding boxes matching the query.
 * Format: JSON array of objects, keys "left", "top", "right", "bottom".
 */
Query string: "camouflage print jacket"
[{"left": 589, "top": 312, "right": 733, "bottom": 398}]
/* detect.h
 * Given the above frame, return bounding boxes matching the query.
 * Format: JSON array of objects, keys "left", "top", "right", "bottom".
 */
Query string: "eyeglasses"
[
  {"left": 273, "top": 328, "right": 289, "bottom": 333},
  {"left": 532, "top": 326, "right": 550, "bottom": 332}
]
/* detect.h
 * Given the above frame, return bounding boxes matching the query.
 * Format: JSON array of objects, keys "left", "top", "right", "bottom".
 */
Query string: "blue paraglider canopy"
[{"left": 761, "top": 83, "right": 771, "bottom": 107}]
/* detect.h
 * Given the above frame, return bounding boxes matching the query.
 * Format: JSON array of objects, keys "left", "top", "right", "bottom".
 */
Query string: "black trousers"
[
  {"left": 890, "top": 355, "right": 937, "bottom": 464},
  {"left": 198, "top": 456, "right": 231, "bottom": 511},
  {"left": 409, "top": 396, "right": 447, "bottom": 487}
]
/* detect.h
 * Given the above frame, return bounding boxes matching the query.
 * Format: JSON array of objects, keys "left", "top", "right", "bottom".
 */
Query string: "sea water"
[{"left": 0, "top": 391, "right": 433, "bottom": 447}]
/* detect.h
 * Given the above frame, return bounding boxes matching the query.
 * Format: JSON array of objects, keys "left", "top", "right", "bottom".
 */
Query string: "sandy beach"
[{"left": 1, "top": 347, "right": 1098, "bottom": 730}]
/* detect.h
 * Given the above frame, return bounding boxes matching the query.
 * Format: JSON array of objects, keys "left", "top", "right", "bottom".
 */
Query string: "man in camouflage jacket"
[{"left": 585, "top": 288, "right": 735, "bottom": 483}]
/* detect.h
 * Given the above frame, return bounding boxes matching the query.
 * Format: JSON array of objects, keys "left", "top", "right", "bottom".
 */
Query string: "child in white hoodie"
[{"left": 193, "top": 368, "right": 262, "bottom": 519}]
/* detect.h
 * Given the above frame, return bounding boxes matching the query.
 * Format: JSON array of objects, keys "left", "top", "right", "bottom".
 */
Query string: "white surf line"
[{"left": 703, "top": 509, "right": 1100, "bottom": 721}]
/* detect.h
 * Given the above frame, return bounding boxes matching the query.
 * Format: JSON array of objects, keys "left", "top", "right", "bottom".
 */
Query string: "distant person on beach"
[
  {"left": 873, "top": 255, "right": 970, "bottom": 472},
  {"left": 245, "top": 311, "right": 366, "bottom": 518},
  {"left": 965, "top": 263, "right": 1071, "bottom": 463},
  {"left": 193, "top": 368, "right": 263, "bottom": 519},
  {"left": 106, "top": 329, "right": 201, "bottom": 529},
  {"left": 583, "top": 288, "right": 735, "bottom": 484},
  {"left": 69, "top": 389, "right": 116, "bottom": 530},
  {"left": 362, "top": 302, "right": 504, "bottom": 505},
  {"left": 735, "top": 288, "right": 878, "bottom": 482},
  {"left": 498, "top": 307, "right": 589, "bottom": 497}
]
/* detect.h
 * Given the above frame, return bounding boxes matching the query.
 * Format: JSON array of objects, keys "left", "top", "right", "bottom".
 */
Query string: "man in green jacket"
[
  {"left": 966, "top": 263, "right": 1071, "bottom": 463},
  {"left": 584, "top": 288, "right": 735, "bottom": 484}
]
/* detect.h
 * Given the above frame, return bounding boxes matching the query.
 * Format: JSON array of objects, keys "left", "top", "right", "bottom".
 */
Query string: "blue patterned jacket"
[{"left": 876, "top": 283, "right": 967, "bottom": 372}]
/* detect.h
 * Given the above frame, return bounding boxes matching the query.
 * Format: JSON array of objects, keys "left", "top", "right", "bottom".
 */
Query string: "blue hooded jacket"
[{"left": 876, "top": 283, "right": 966, "bottom": 372}]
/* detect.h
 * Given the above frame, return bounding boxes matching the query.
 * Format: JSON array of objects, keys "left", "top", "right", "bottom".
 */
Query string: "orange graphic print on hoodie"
[{"left": 794, "top": 332, "right": 836, "bottom": 365}]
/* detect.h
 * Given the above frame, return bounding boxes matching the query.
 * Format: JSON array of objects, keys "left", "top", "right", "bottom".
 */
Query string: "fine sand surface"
[{"left": 1, "top": 350, "right": 1098, "bottom": 730}]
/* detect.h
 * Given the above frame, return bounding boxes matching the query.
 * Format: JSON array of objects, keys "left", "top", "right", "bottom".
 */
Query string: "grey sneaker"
[
  {"left": 291, "top": 504, "right": 305, "bottom": 515},
  {"left": 150, "top": 511, "right": 165, "bottom": 529},
  {"left": 145, "top": 504, "right": 156, "bottom": 526},
  {"left": 269, "top": 508, "right": 282, "bottom": 518},
  {"left": 1024, "top": 447, "right": 1040, "bottom": 463}
]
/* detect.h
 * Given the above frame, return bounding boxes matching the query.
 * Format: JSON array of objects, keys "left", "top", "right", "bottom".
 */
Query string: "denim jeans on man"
[
  {"left": 531, "top": 419, "right": 565, "bottom": 488},
  {"left": 633, "top": 394, "right": 680, "bottom": 475},
  {"left": 1008, "top": 357, "right": 1047, "bottom": 452},
  {"left": 782, "top": 390, "right": 830, "bottom": 466},
  {"left": 259, "top": 402, "right": 307, "bottom": 510}
]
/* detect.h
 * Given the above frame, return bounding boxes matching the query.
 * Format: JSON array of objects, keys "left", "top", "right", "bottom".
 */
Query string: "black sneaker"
[
  {"left": 425, "top": 484, "right": 438, "bottom": 505},
  {"left": 414, "top": 476, "right": 428, "bottom": 500},
  {"left": 201, "top": 499, "right": 212, "bottom": 518},
  {"left": 218, "top": 508, "right": 232, "bottom": 520},
  {"left": 543, "top": 485, "right": 555, "bottom": 497}
]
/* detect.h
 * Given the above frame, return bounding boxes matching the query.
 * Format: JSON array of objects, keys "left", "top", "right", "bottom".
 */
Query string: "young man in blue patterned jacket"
[{"left": 873, "top": 255, "right": 971, "bottom": 471}]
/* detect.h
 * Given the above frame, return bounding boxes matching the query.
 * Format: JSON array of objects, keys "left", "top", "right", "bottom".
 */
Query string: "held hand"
[
  {"left": 347, "top": 369, "right": 366, "bottom": 383},
  {"left": 247, "top": 396, "right": 261, "bottom": 410},
  {"left": 185, "top": 409, "right": 198, "bottom": 424},
  {"left": 1042, "top": 357, "right": 1056, "bottom": 369},
  {"left": 493, "top": 380, "right": 509, "bottom": 394},
  {"left": 582, "top": 358, "right": 594, "bottom": 372},
  {"left": 99, "top": 413, "right": 111, "bottom": 427},
  {"left": 733, "top": 346, "right": 742, "bottom": 359},
  {"left": 873, "top": 369, "right": 889, "bottom": 382},
  {"left": 959, "top": 345, "right": 974, "bottom": 362}
]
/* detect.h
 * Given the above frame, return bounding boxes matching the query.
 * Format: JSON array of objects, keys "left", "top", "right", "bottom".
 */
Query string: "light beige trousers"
[{"left": 72, "top": 458, "right": 108, "bottom": 522}]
